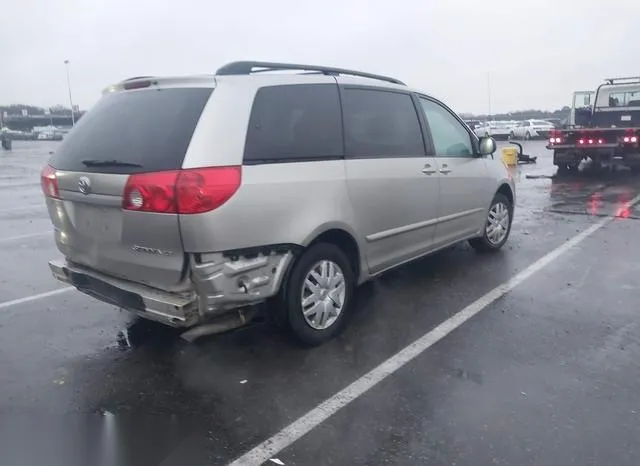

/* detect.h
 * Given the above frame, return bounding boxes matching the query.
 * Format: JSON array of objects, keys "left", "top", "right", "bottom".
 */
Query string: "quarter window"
[
  {"left": 419, "top": 98, "right": 473, "bottom": 157},
  {"left": 341, "top": 88, "right": 425, "bottom": 158}
]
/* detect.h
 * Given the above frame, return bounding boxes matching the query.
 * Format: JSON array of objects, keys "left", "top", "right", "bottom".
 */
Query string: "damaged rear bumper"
[{"left": 49, "top": 247, "right": 294, "bottom": 328}]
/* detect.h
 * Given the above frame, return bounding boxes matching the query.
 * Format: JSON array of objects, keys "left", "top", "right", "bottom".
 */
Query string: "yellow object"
[{"left": 501, "top": 147, "right": 518, "bottom": 166}]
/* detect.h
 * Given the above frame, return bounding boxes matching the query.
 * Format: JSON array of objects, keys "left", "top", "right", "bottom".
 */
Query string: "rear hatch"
[{"left": 43, "top": 83, "right": 213, "bottom": 290}]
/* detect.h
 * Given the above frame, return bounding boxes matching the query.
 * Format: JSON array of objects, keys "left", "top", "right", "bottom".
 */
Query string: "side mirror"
[{"left": 478, "top": 136, "right": 497, "bottom": 156}]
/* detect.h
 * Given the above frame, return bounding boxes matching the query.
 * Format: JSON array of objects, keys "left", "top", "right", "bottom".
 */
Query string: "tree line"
[
  {"left": 460, "top": 106, "right": 571, "bottom": 121},
  {"left": 0, "top": 104, "right": 77, "bottom": 116}
]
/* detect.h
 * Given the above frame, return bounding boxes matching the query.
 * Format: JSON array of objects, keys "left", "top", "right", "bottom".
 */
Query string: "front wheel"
[
  {"left": 280, "top": 243, "right": 355, "bottom": 346},
  {"left": 470, "top": 193, "right": 513, "bottom": 252}
]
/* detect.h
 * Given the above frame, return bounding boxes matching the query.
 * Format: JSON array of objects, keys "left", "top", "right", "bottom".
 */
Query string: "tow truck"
[{"left": 549, "top": 77, "right": 640, "bottom": 173}]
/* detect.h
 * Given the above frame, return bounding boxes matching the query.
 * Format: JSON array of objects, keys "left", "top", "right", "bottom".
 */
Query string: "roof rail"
[
  {"left": 604, "top": 76, "right": 640, "bottom": 84},
  {"left": 215, "top": 61, "right": 405, "bottom": 86}
]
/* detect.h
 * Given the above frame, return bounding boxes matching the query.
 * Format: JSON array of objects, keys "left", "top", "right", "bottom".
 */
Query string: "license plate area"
[
  {"left": 68, "top": 270, "right": 145, "bottom": 311},
  {"left": 71, "top": 202, "right": 121, "bottom": 240}
]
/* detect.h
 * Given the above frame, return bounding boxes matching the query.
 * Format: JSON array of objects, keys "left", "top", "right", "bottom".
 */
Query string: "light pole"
[{"left": 64, "top": 59, "right": 75, "bottom": 126}]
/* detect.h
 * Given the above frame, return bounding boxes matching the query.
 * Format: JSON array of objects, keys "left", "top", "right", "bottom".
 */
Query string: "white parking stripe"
[
  {"left": 0, "top": 232, "right": 51, "bottom": 243},
  {"left": 229, "top": 194, "right": 640, "bottom": 466},
  {"left": 0, "top": 287, "right": 73, "bottom": 310}
]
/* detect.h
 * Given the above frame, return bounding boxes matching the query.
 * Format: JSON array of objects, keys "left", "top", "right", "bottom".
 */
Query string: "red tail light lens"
[
  {"left": 123, "top": 171, "right": 179, "bottom": 213},
  {"left": 123, "top": 167, "right": 241, "bottom": 214},
  {"left": 41, "top": 165, "right": 59, "bottom": 199}
]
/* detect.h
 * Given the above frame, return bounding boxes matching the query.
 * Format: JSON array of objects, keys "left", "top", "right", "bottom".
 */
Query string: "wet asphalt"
[{"left": 1, "top": 141, "right": 639, "bottom": 466}]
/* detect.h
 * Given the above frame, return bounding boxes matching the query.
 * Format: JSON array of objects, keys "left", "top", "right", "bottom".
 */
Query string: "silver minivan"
[{"left": 42, "top": 61, "right": 515, "bottom": 345}]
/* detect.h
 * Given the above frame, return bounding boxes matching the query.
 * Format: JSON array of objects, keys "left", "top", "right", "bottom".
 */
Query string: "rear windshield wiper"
[{"left": 81, "top": 159, "right": 143, "bottom": 168}]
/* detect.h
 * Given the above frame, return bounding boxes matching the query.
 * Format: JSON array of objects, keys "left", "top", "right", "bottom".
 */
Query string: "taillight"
[
  {"left": 122, "top": 167, "right": 241, "bottom": 214},
  {"left": 41, "top": 165, "right": 59, "bottom": 199},
  {"left": 549, "top": 131, "right": 562, "bottom": 145}
]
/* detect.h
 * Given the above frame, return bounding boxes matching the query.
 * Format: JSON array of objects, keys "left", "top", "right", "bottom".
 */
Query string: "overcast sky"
[{"left": 2, "top": 0, "right": 638, "bottom": 114}]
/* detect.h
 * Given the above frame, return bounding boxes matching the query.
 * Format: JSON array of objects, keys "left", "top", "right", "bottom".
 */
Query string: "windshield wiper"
[{"left": 81, "top": 159, "right": 143, "bottom": 168}]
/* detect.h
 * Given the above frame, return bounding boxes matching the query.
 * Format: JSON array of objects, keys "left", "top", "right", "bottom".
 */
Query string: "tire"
[
  {"left": 469, "top": 193, "right": 513, "bottom": 252},
  {"left": 279, "top": 243, "right": 355, "bottom": 346},
  {"left": 524, "top": 131, "right": 531, "bottom": 140}
]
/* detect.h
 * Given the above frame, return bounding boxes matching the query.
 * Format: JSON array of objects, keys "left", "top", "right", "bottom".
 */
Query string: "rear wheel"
[
  {"left": 279, "top": 243, "right": 355, "bottom": 346},
  {"left": 470, "top": 193, "right": 513, "bottom": 252}
]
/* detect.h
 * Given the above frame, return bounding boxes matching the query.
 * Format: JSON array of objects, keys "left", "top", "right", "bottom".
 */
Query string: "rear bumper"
[
  {"left": 49, "top": 248, "right": 294, "bottom": 327},
  {"left": 49, "top": 260, "right": 199, "bottom": 327}
]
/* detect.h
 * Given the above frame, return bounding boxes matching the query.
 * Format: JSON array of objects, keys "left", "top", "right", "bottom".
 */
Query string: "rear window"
[
  {"left": 243, "top": 84, "right": 343, "bottom": 164},
  {"left": 49, "top": 87, "right": 212, "bottom": 174}
]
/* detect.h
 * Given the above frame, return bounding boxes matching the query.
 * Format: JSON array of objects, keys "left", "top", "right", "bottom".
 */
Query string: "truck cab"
[
  {"left": 591, "top": 81, "right": 640, "bottom": 128},
  {"left": 569, "top": 90, "right": 595, "bottom": 127}
]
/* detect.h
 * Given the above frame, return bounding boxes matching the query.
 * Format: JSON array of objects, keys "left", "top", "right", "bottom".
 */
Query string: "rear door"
[
  {"left": 417, "top": 96, "right": 493, "bottom": 247},
  {"left": 46, "top": 84, "right": 213, "bottom": 290},
  {"left": 340, "top": 85, "right": 441, "bottom": 274}
]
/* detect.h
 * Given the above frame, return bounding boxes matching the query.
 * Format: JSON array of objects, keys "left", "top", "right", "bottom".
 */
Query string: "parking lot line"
[
  {"left": 0, "top": 232, "right": 51, "bottom": 243},
  {"left": 0, "top": 287, "right": 73, "bottom": 311},
  {"left": 229, "top": 194, "right": 640, "bottom": 466}
]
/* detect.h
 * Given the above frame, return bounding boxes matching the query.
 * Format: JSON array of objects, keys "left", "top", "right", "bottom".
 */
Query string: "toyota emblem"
[{"left": 78, "top": 176, "right": 91, "bottom": 195}]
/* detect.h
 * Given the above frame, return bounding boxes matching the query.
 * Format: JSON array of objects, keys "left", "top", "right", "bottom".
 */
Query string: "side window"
[
  {"left": 419, "top": 98, "right": 473, "bottom": 157},
  {"left": 244, "top": 84, "right": 343, "bottom": 163},
  {"left": 341, "top": 88, "right": 425, "bottom": 158}
]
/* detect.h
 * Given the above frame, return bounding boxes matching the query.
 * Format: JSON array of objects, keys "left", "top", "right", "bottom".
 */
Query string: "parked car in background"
[
  {"left": 473, "top": 121, "right": 513, "bottom": 140},
  {"left": 41, "top": 61, "right": 515, "bottom": 346},
  {"left": 544, "top": 118, "right": 564, "bottom": 128},
  {"left": 463, "top": 119, "right": 482, "bottom": 130},
  {"left": 511, "top": 119, "right": 555, "bottom": 140}
]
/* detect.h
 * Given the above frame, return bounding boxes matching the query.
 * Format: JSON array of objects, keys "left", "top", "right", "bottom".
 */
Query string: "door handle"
[
  {"left": 422, "top": 164, "right": 437, "bottom": 175},
  {"left": 439, "top": 164, "right": 451, "bottom": 174}
]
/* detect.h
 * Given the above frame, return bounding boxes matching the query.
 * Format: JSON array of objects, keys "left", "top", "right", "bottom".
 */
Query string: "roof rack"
[
  {"left": 215, "top": 61, "right": 405, "bottom": 86},
  {"left": 604, "top": 77, "right": 640, "bottom": 84}
]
